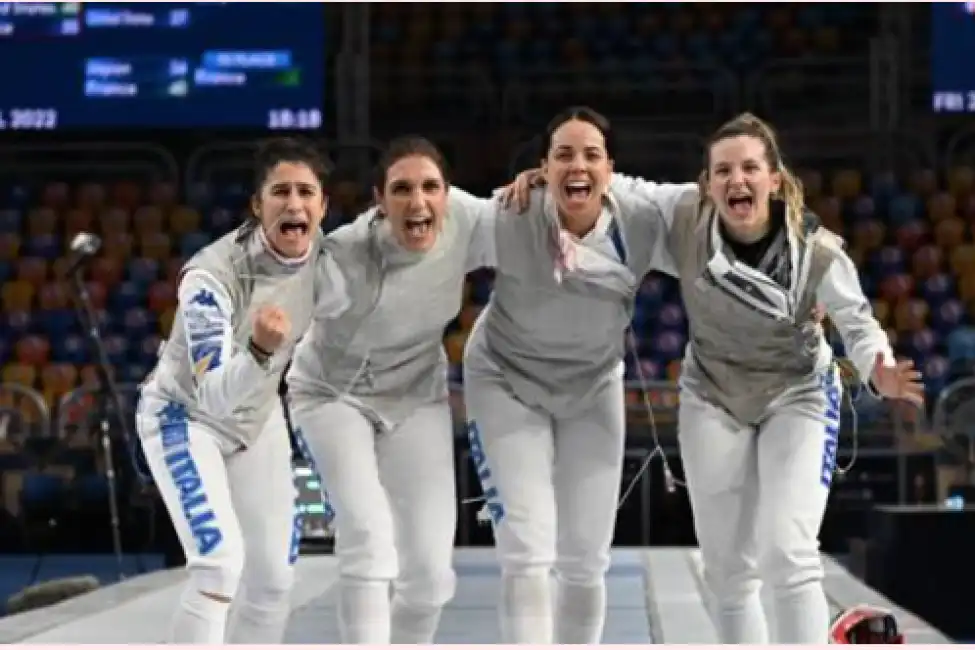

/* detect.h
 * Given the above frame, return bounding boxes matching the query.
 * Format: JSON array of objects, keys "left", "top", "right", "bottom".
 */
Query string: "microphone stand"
[{"left": 66, "top": 267, "right": 131, "bottom": 582}]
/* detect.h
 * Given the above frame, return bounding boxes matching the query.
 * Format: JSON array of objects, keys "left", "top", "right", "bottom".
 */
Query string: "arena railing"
[
  {"left": 942, "top": 124, "right": 975, "bottom": 174},
  {"left": 0, "top": 142, "right": 179, "bottom": 187},
  {"left": 0, "top": 383, "right": 51, "bottom": 441},
  {"left": 499, "top": 63, "right": 738, "bottom": 131},
  {"left": 930, "top": 376, "right": 975, "bottom": 476},
  {"left": 52, "top": 382, "right": 142, "bottom": 444}
]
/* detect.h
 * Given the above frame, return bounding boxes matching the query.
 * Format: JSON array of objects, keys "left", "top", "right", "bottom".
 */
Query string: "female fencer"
[
  {"left": 136, "top": 137, "right": 346, "bottom": 643},
  {"left": 285, "top": 135, "right": 498, "bottom": 644},
  {"left": 462, "top": 106, "right": 682, "bottom": 644}
]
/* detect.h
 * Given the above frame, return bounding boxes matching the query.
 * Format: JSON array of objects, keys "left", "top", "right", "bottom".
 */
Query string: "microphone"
[
  {"left": 664, "top": 466, "right": 676, "bottom": 493},
  {"left": 64, "top": 232, "right": 102, "bottom": 277}
]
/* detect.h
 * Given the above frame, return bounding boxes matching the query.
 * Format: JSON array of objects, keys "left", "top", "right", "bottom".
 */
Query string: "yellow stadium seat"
[
  {"left": 0, "top": 233, "right": 19, "bottom": 261},
  {"left": 40, "top": 363, "right": 79, "bottom": 395},
  {"left": 871, "top": 299, "right": 890, "bottom": 327},
  {"left": 2, "top": 363, "right": 37, "bottom": 387},
  {"left": 169, "top": 206, "right": 201, "bottom": 235},
  {"left": 133, "top": 205, "right": 165, "bottom": 236},
  {"left": 831, "top": 169, "right": 862, "bottom": 200},
  {"left": 893, "top": 299, "right": 929, "bottom": 333},
  {"left": 948, "top": 166, "right": 975, "bottom": 197},
  {"left": 97, "top": 207, "right": 130, "bottom": 234},
  {"left": 950, "top": 244, "right": 975, "bottom": 276},
  {"left": 138, "top": 232, "right": 172, "bottom": 260},
  {"left": 927, "top": 192, "right": 957, "bottom": 223},
  {"left": 159, "top": 308, "right": 176, "bottom": 337},
  {"left": 934, "top": 217, "right": 966, "bottom": 252},
  {"left": 1, "top": 281, "right": 34, "bottom": 312}
]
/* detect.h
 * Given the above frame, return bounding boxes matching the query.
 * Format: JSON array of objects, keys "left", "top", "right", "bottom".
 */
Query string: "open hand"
[
  {"left": 498, "top": 168, "right": 545, "bottom": 213},
  {"left": 870, "top": 352, "right": 924, "bottom": 407}
]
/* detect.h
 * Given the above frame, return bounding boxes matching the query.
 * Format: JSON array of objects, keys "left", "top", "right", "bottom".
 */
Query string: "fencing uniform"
[
  {"left": 463, "top": 184, "right": 683, "bottom": 643},
  {"left": 613, "top": 177, "right": 895, "bottom": 644},
  {"left": 286, "top": 187, "right": 496, "bottom": 644},
  {"left": 136, "top": 224, "right": 345, "bottom": 644}
]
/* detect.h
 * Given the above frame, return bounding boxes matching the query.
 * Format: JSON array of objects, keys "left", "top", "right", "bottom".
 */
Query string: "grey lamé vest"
[
  {"left": 466, "top": 187, "right": 672, "bottom": 418},
  {"left": 670, "top": 188, "right": 841, "bottom": 426},
  {"left": 142, "top": 224, "right": 322, "bottom": 445},
  {"left": 287, "top": 202, "right": 476, "bottom": 429}
]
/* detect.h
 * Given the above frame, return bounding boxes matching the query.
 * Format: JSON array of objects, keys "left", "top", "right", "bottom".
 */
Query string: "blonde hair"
[{"left": 697, "top": 112, "right": 806, "bottom": 238}]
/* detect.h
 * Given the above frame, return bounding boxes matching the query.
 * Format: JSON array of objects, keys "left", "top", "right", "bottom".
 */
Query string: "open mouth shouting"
[
  {"left": 277, "top": 216, "right": 310, "bottom": 242},
  {"left": 726, "top": 194, "right": 754, "bottom": 219},
  {"left": 402, "top": 214, "right": 437, "bottom": 249},
  {"left": 563, "top": 179, "right": 593, "bottom": 207}
]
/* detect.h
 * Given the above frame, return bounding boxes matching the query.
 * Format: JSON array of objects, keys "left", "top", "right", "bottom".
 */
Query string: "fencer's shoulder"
[
  {"left": 326, "top": 210, "right": 374, "bottom": 248},
  {"left": 804, "top": 209, "right": 846, "bottom": 253},
  {"left": 182, "top": 228, "right": 241, "bottom": 278}
]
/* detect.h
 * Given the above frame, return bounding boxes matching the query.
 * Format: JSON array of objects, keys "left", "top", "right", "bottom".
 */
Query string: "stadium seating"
[{"left": 367, "top": 3, "right": 877, "bottom": 126}]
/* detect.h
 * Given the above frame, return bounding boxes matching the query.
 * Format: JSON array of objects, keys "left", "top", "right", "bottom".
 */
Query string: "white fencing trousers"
[
  {"left": 288, "top": 397, "right": 458, "bottom": 644},
  {"left": 678, "top": 369, "right": 842, "bottom": 644},
  {"left": 463, "top": 368, "right": 627, "bottom": 644},
  {"left": 136, "top": 396, "right": 300, "bottom": 644}
]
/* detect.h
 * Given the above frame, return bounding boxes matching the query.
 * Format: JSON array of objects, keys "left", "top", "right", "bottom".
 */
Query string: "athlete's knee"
[
  {"left": 698, "top": 545, "right": 760, "bottom": 603},
  {"left": 241, "top": 553, "right": 296, "bottom": 603},
  {"left": 337, "top": 517, "right": 398, "bottom": 581},
  {"left": 760, "top": 532, "right": 823, "bottom": 590},
  {"left": 187, "top": 553, "right": 245, "bottom": 602},
  {"left": 397, "top": 556, "right": 456, "bottom": 608},
  {"left": 496, "top": 533, "right": 555, "bottom": 579},
  {"left": 554, "top": 547, "right": 612, "bottom": 586},
  {"left": 704, "top": 565, "right": 761, "bottom": 604}
]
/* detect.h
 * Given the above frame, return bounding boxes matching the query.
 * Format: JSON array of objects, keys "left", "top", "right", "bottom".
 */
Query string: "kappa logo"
[{"left": 189, "top": 289, "right": 220, "bottom": 311}]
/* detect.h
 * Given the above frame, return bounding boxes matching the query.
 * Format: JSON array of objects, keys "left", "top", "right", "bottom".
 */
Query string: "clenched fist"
[{"left": 251, "top": 305, "right": 291, "bottom": 353}]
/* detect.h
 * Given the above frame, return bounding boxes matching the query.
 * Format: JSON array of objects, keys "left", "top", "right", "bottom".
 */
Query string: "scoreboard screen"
[
  {"left": 0, "top": 2, "right": 325, "bottom": 130},
  {"left": 931, "top": 3, "right": 975, "bottom": 114}
]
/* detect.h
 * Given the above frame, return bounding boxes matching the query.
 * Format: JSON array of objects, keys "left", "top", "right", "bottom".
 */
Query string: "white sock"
[
  {"left": 225, "top": 587, "right": 292, "bottom": 644},
  {"left": 772, "top": 580, "right": 829, "bottom": 644},
  {"left": 338, "top": 577, "right": 391, "bottom": 643},
  {"left": 500, "top": 573, "right": 552, "bottom": 643},
  {"left": 390, "top": 596, "right": 442, "bottom": 644},
  {"left": 171, "top": 586, "right": 231, "bottom": 643},
  {"left": 554, "top": 579, "right": 606, "bottom": 644}
]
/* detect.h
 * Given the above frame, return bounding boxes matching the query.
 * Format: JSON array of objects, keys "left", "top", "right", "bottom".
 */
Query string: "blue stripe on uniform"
[
  {"left": 819, "top": 366, "right": 842, "bottom": 488},
  {"left": 156, "top": 401, "right": 224, "bottom": 556},
  {"left": 466, "top": 420, "right": 505, "bottom": 525},
  {"left": 608, "top": 217, "right": 627, "bottom": 265}
]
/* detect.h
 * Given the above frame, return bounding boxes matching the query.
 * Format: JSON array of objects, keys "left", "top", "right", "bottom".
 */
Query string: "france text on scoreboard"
[{"left": 0, "top": 2, "right": 325, "bottom": 130}]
